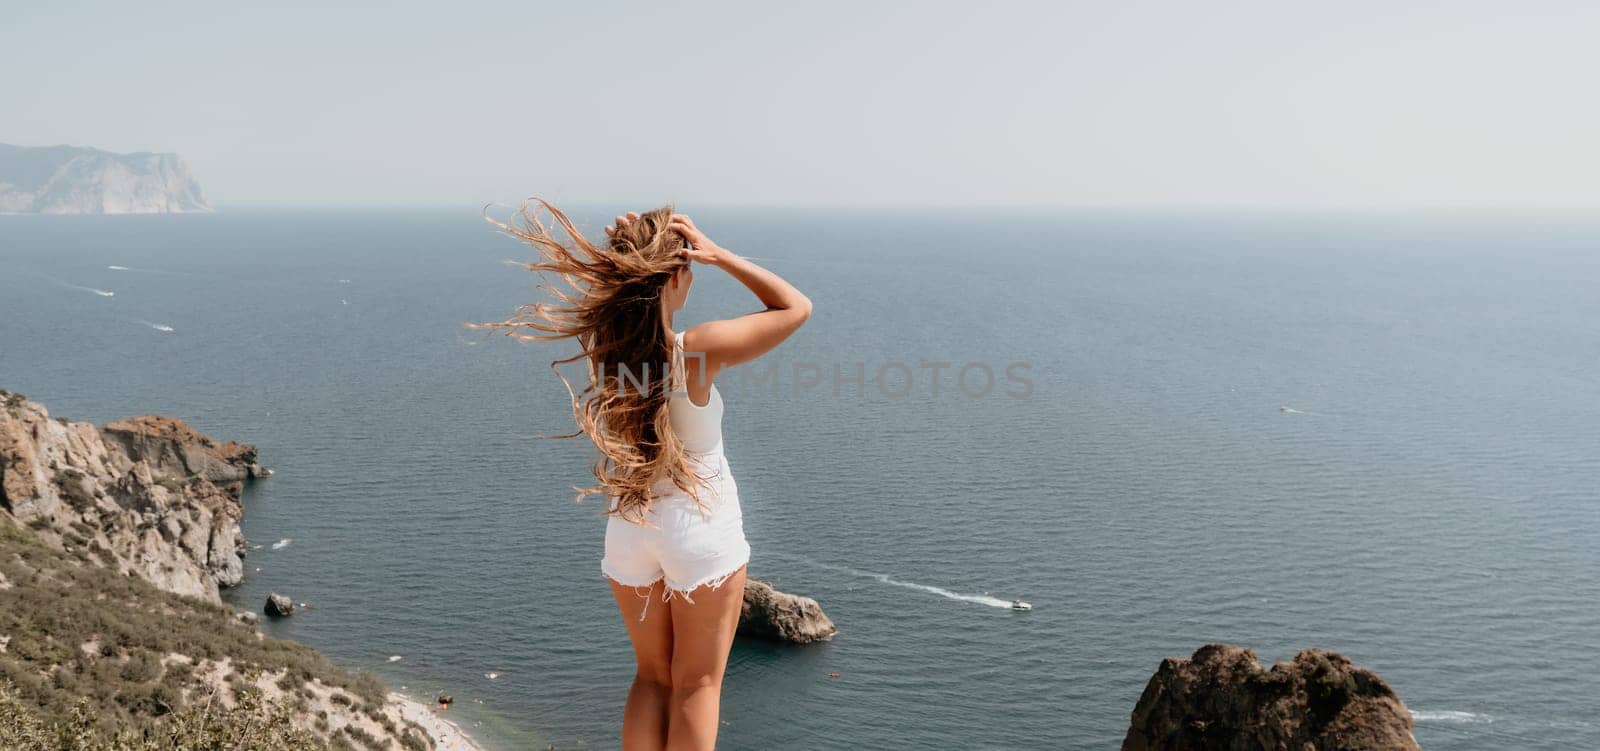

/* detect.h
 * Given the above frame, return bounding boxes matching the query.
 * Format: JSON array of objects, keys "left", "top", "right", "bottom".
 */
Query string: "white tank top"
[{"left": 669, "top": 330, "right": 724, "bottom": 455}]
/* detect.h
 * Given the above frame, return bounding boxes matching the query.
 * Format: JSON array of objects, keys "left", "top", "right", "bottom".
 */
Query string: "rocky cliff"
[
  {"left": 0, "top": 390, "right": 480, "bottom": 750},
  {"left": 1122, "top": 643, "right": 1419, "bottom": 751},
  {"left": 0, "top": 143, "right": 211, "bottom": 214},
  {"left": 0, "top": 390, "right": 262, "bottom": 603}
]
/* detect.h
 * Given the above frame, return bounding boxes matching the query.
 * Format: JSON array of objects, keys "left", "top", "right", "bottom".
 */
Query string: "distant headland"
[{"left": 0, "top": 143, "right": 211, "bottom": 215}]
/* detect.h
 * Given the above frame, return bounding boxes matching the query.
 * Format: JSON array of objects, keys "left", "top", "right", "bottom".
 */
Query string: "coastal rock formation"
[
  {"left": 0, "top": 389, "right": 264, "bottom": 603},
  {"left": 0, "top": 390, "right": 482, "bottom": 750},
  {"left": 0, "top": 143, "right": 211, "bottom": 214},
  {"left": 738, "top": 578, "right": 837, "bottom": 644},
  {"left": 1122, "top": 643, "right": 1419, "bottom": 751},
  {"left": 265, "top": 592, "right": 296, "bottom": 617}
]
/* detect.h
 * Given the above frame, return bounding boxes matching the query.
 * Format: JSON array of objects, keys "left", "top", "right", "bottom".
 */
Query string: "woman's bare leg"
[
  {"left": 666, "top": 565, "right": 747, "bottom": 751},
  {"left": 609, "top": 578, "right": 674, "bottom": 751}
]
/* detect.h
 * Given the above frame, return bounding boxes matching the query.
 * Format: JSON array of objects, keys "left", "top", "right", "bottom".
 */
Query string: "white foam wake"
[
  {"left": 105, "top": 264, "right": 193, "bottom": 276},
  {"left": 135, "top": 320, "right": 175, "bottom": 332},
  {"left": 869, "top": 574, "right": 1017, "bottom": 608},
  {"left": 778, "top": 555, "right": 1018, "bottom": 609},
  {"left": 1279, "top": 405, "right": 1334, "bottom": 416},
  {"left": 50, "top": 276, "right": 114, "bottom": 296},
  {"left": 64, "top": 283, "right": 114, "bottom": 297},
  {"left": 1411, "top": 710, "right": 1492, "bottom": 723},
  {"left": 28, "top": 272, "right": 115, "bottom": 297}
]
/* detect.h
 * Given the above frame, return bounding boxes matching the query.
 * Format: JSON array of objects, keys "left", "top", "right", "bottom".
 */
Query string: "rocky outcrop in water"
[
  {"left": 265, "top": 592, "right": 295, "bottom": 617},
  {"left": 738, "top": 578, "right": 837, "bottom": 644},
  {"left": 0, "top": 143, "right": 211, "bottom": 214},
  {"left": 1122, "top": 643, "right": 1419, "bottom": 751},
  {"left": 0, "top": 389, "right": 264, "bottom": 603}
]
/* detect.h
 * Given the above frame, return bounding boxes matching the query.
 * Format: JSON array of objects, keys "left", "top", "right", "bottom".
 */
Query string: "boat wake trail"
[
  {"left": 135, "top": 320, "right": 175, "bottom": 332},
  {"left": 1279, "top": 405, "right": 1334, "bottom": 417},
  {"left": 62, "top": 281, "right": 115, "bottom": 297},
  {"left": 29, "top": 272, "right": 115, "bottom": 297},
  {"left": 868, "top": 575, "right": 1017, "bottom": 608},
  {"left": 775, "top": 554, "right": 1017, "bottom": 609},
  {"left": 1411, "top": 710, "right": 1492, "bottom": 723},
  {"left": 107, "top": 264, "right": 193, "bottom": 276}
]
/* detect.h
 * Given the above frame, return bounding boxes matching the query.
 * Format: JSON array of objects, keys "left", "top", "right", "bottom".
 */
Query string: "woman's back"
[{"left": 668, "top": 330, "right": 724, "bottom": 456}]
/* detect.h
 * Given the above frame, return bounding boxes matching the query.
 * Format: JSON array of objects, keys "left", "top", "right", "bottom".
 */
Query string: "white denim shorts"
[{"left": 601, "top": 452, "right": 750, "bottom": 611}]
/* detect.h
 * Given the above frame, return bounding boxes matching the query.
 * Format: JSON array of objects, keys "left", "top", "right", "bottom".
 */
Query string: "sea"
[{"left": 2, "top": 207, "right": 1597, "bottom": 750}]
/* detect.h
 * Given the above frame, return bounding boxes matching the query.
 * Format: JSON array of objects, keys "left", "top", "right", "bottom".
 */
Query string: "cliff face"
[
  {"left": 0, "top": 143, "right": 211, "bottom": 215},
  {"left": 1123, "top": 643, "right": 1419, "bottom": 751},
  {"left": 0, "top": 390, "right": 262, "bottom": 603},
  {"left": 0, "top": 390, "right": 480, "bottom": 750}
]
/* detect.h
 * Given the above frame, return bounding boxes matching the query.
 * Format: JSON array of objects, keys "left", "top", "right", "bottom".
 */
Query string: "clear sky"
[{"left": 6, "top": 1, "right": 1597, "bottom": 207}]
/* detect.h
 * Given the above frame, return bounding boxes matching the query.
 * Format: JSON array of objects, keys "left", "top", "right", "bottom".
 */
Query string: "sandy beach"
[{"left": 391, "top": 692, "right": 486, "bottom": 751}]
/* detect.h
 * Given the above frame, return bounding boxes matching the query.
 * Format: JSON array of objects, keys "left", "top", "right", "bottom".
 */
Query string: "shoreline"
[{"left": 389, "top": 690, "right": 488, "bottom": 751}]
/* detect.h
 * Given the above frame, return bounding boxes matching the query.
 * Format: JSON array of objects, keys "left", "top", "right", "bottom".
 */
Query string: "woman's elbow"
[{"left": 794, "top": 295, "right": 814, "bottom": 323}]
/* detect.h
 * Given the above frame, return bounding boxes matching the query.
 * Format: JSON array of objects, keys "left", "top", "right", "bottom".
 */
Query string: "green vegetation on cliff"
[
  {"left": 0, "top": 519, "right": 433, "bottom": 750},
  {"left": 0, "top": 682, "right": 322, "bottom": 751}
]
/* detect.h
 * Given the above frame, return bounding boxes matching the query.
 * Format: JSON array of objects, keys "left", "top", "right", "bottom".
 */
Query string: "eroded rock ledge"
[
  {"left": 1123, "top": 643, "right": 1419, "bottom": 751},
  {"left": 0, "top": 390, "right": 266, "bottom": 603}
]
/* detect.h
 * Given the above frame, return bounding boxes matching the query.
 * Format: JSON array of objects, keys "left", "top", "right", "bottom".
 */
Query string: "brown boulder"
[
  {"left": 1123, "top": 644, "right": 1418, "bottom": 751},
  {"left": 265, "top": 592, "right": 296, "bottom": 617},
  {"left": 737, "top": 578, "right": 836, "bottom": 644}
]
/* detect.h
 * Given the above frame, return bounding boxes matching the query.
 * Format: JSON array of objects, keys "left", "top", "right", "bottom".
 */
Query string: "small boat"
[{"left": 1010, "top": 599, "right": 1032, "bottom": 611}]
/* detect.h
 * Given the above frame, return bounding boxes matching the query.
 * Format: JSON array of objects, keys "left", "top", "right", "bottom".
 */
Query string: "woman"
[{"left": 485, "top": 201, "right": 811, "bottom": 750}]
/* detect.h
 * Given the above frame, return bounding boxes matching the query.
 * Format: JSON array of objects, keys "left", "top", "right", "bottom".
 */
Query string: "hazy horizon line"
[{"left": 196, "top": 201, "right": 1600, "bottom": 214}]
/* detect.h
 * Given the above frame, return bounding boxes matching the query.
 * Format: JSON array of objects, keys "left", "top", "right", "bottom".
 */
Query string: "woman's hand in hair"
[
  {"left": 677, "top": 213, "right": 812, "bottom": 373},
  {"left": 667, "top": 214, "right": 727, "bottom": 266},
  {"left": 602, "top": 211, "right": 641, "bottom": 239}
]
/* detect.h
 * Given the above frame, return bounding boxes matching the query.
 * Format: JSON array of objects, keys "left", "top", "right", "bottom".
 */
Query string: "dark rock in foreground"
[
  {"left": 265, "top": 592, "right": 295, "bottom": 617},
  {"left": 738, "top": 578, "right": 836, "bottom": 644},
  {"left": 1123, "top": 643, "right": 1419, "bottom": 751}
]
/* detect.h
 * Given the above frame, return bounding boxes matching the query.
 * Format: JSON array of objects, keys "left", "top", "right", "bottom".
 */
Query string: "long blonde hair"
[{"left": 478, "top": 199, "right": 699, "bottom": 523}]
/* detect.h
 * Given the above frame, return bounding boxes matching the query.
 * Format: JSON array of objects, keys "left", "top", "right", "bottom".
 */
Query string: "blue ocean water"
[{"left": 2, "top": 207, "right": 1597, "bottom": 749}]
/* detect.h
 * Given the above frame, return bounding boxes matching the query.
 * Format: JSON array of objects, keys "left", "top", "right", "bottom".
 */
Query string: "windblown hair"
[{"left": 478, "top": 199, "right": 698, "bottom": 523}]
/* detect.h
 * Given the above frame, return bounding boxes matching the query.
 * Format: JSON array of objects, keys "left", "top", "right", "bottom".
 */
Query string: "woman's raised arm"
[{"left": 669, "top": 214, "right": 812, "bottom": 377}]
